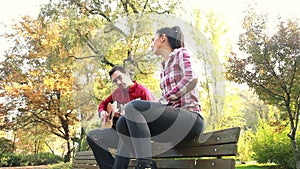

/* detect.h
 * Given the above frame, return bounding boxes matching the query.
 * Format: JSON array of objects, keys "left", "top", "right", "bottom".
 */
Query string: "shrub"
[
  {"left": 0, "top": 138, "right": 14, "bottom": 154},
  {"left": 0, "top": 153, "right": 21, "bottom": 167},
  {"left": 25, "top": 152, "right": 64, "bottom": 165},
  {"left": 252, "top": 119, "right": 299, "bottom": 169},
  {"left": 0, "top": 152, "right": 64, "bottom": 167},
  {"left": 238, "top": 129, "right": 255, "bottom": 162}
]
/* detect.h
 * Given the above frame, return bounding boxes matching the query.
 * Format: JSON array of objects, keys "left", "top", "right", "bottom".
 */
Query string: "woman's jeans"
[{"left": 116, "top": 100, "right": 204, "bottom": 160}]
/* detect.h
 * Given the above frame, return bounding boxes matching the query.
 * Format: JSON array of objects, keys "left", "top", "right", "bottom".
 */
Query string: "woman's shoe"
[{"left": 136, "top": 159, "right": 157, "bottom": 169}]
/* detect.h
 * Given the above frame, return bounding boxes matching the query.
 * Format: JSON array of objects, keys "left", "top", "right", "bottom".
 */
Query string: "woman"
[{"left": 116, "top": 26, "right": 204, "bottom": 169}]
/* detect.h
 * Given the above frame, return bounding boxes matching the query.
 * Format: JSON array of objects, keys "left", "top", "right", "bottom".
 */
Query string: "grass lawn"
[
  {"left": 237, "top": 165, "right": 267, "bottom": 169},
  {"left": 236, "top": 164, "right": 277, "bottom": 169}
]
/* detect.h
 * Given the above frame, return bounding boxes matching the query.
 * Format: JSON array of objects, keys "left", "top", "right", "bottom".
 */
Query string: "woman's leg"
[
  {"left": 116, "top": 115, "right": 157, "bottom": 169},
  {"left": 116, "top": 100, "right": 204, "bottom": 162},
  {"left": 116, "top": 109, "right": 152, "bottom": 159}
]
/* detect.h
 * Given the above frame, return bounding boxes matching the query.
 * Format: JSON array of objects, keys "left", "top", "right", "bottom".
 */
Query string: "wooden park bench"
[{"left": 73, "top": 127, "right": 241, "bottom": 169}]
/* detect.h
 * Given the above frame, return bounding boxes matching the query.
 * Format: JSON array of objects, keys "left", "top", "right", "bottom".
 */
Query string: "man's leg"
[
  {"left": 86, "top": 128, "right": 119, "bottom": 169},
  {"left": 112, "top": 139, "right": 130, "bottom": 169}
]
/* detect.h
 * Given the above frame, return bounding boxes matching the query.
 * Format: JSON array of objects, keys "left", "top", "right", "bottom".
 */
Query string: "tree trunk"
[
  {"left": 65, "top": 139, "right": 72, "bottom": 162},
  {"left": 290, "top": 137, "right": 300, "bottom": 169}
]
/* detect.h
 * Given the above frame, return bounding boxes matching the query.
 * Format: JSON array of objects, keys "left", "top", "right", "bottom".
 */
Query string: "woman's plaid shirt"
[{"left": 160, "top": 47, "right": 202, "bottom": 114}]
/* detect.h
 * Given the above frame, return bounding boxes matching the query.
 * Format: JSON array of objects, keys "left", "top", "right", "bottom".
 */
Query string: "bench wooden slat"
[
  {"left": 72, "top": 164, "right": 98, "bottom": 169},
  {"left": 155, "top": 159, "right": 235, "bottom": 169},
  {"left": 73, "top": 159, "right": 98, "bottom": 165},
  {"left": 155, "top": 144, "right": 237, "bottom": 158},
  {"left": 74, "top": 143, "right": 237, "bottom": 160},
  {"left": 73, "top": 158, "right": 235, "bottom": 169},
  {"left": 151, "top": 127, "right": 241, "bottom": 150},
  {"left": 74, "top": 154, "right": 96, "bottom": 160},
  {"left": 75, "top": 151, "right": 97, "bottom": 156},
  {"left": 194, "top": 127, "right": 240, "bottom": 146}
]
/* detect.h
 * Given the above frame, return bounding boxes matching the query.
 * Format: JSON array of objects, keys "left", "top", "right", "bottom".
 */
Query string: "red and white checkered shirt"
[{"left": 160, "top": 47, "right": 202, "bottom": 114}]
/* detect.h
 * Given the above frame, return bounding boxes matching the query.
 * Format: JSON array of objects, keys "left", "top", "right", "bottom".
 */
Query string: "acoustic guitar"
[{"left": 101, "top": 101, "right": 124, "bottom": 128}]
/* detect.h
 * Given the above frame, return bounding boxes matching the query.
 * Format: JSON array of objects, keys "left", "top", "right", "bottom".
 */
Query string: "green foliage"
[
  {"left": 0, "top": 137, "right": 14, "bottom": 154},
  {"left": 226, "top": 7, "right": 300, "bottom": 168},
  {"left": 192, "top": 9, "right": 230, "bottom": 131},
  {"left": 75, "top": 118, "right": 101, "bottom": 152},
  {"left": 0, "top": 152, "right": 64, "bottom": 167},
  {"left": 252, "top": 119, "right": 299, "bottom": 169},
  {"left": 78, "top": 136, "right": 90, "bottom": 151},
  {"left": 0, "top": 153, "right": 21, "bottom": 167},
  {"left": 227, "top": 10, "right": 300, "bottom": 116},
  {"left": 238, "top": 129, "right": 255, "bottom": 162}
]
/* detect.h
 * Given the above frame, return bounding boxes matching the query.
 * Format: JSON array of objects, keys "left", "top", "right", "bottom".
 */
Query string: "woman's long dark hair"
[{"left": 156, "top": 26, "right": 184, "bottom": 49}]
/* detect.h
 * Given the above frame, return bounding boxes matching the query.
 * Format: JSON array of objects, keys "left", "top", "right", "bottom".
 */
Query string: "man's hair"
[{"left": 109, "top": 65, "right": 127, "bottom": 77}]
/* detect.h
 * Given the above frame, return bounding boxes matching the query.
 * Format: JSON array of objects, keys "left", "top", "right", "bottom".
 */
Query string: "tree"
[
  {"left": 0, "top": 5, "right": 99, "bottom": 161},
  {"left": 55, "top": 0, "right": 186, "bottom": 123},
  {"left": 191, "top": 9, "right": 229, "bottom": 131},
  {"left": 1, "top": 0, "right": 185, "bottom": 159},
  {"left": 53, "top": 0, "right": 182, "bottom": 149},
  {"left": 65, "top": 0, "right": 182, "bottom": 79},
  {"left": 226, "top": 8, "right": 300, "bottom": 168}
]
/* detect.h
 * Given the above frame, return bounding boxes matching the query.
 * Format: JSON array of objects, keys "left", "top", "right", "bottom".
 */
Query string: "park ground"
[{"left": 0, "top": 163, "right": 277, "bottom": 169}]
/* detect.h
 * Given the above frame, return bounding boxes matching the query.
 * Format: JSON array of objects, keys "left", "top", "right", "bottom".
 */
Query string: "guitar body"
[{"left": 101, "top": 101, "right": 123, "bottom": 128}]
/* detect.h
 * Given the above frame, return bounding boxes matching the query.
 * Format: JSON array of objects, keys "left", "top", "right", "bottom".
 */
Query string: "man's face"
[{"left": 111, "top": 70, "right": 131, "bottom": 89}]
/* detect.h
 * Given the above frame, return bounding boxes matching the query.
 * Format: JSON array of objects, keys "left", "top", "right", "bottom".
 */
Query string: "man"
[{"left": 86, "top": 65, "right": 154, "bottom": 169}]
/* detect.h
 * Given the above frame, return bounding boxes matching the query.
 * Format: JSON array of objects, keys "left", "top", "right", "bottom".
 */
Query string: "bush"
[
  {"left": 252, "top": 119, "right": 299, "bottom": 169},
  {"left": 0, "top": 153, "right": 21, "bottom": 167},
  {"left": 238, "top": 129, "right": 255, "bottom": 162},
  {"left": 0, "top": 138, "right": 14, "bottom": 154},
  {"left": 23, "top": 152, "right": 64, "bottom": 166},
  {"left": 0, "top": 152, "right": 64, "bottom": 167}
]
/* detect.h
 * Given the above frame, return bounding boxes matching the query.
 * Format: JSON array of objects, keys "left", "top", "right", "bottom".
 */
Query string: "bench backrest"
[{"left": 153, "top": 127, "right": 240, "bottom": 158}]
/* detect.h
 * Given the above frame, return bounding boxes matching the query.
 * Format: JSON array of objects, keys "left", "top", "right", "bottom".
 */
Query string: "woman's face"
[{"left": 151, "top": 34, "right": 163, "bottom": 55}]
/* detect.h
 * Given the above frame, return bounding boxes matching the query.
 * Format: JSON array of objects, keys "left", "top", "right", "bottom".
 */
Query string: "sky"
[
  {"left": 0, "top": 0, "right": 299, "bottom": 62},
  {"left": 185, "top": 0, "right": 300, "bottom": 43},
  {"left": 0, "top": 0, "right": 49, "bottom": 61}
]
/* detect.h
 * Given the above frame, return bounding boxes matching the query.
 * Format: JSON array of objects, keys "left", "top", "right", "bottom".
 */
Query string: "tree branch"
[
  {"left": 142, "top": 0, "right": 149, "bottom": 14},
  {"left": 148, "top": 6, "right": 170, "bottom": 14},
  {"left": 262, "top": 43, "right": 289, "bottom": 99},
  {"left": 120, "top": 0, "right": 129, "bottom": 14},
  {"left": 104, "top": 24, "right": 127, "bottom": 37},
  {"left": 74, "top": 1, "right": 112, "bottom": 23},
  {"left": 76, "top": 29, "right": 115, "bottom": 67},
  {"left": 88, "top": 9, "right": 112, "bottom": 22},
  {"left": 69, "top": 55, "right": 98, "bottom": 60},
  {"left": 127, "top": 1, "right": 139, "bottom": 13}
]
